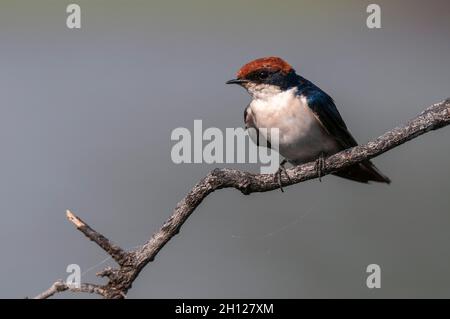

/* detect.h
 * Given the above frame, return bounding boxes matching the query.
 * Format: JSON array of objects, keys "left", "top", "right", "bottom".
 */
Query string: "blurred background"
[{"left": 0, "top": 0, "right": 449, "bottom": 298}]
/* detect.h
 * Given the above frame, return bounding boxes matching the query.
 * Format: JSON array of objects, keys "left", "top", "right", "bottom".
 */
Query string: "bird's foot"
[
  {"left": 315, "top": 152, "right": 326, "bottom": 182},
  {"left": 274, "top": 159, "right": 290, "bottom": 192}
]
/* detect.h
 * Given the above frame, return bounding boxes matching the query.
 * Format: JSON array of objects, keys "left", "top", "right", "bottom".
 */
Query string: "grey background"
[{"left": 0, "top": 0, "right": 449, "bottom": 298}]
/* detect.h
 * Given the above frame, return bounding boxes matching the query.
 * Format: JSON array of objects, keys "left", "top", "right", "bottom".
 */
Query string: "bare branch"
[
  {"left": 34, "top": 98, "right": 450, "bottom": 298},
  {"left": 65, "top": 210, "right": 129, "bottom": 266},
  {"left": 134, "top": 98, "right": 450, "bottom": 267},
  {"left": 33, "top": 280, "right": 105, "bottom": 299}
]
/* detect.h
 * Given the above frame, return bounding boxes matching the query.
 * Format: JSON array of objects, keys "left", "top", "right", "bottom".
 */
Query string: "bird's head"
[{"left": 226, "top": 56, "right": 299, "bottom": 99}]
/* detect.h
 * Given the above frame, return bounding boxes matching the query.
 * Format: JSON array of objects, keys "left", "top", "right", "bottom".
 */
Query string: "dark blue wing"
[
  {"left": 299, "top": 81, "right": 358, "bottom": 149},
  {"left": 297, "top": 79, "right": 391, "bottom": 183}
]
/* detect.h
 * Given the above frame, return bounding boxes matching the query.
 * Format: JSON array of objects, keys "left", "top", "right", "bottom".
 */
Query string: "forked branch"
[{"left": 33, "top": 98, "right": 450, "bottom": 299}]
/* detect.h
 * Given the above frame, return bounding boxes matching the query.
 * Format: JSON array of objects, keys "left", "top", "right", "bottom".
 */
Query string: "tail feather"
[{"left": 333, "top": 160, "right": 391, "bottom": 184}]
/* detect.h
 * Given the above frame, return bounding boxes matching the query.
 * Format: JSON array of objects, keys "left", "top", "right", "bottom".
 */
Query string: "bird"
[{"left": 226, "top": 56, "right": 390, "bottom": 189}]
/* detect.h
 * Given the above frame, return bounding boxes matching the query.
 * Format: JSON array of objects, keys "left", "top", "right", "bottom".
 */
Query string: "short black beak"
[{"left": 226, "top": 79, "right": 248, "bottom": 85}]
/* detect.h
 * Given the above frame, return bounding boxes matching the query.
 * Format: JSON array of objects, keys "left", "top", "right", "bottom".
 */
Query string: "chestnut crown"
[{"left": 227, "top": 56, "right": 299, "bottom": 89}]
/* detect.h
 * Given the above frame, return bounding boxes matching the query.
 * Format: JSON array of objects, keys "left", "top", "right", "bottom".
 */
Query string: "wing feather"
[
  {"left": 297, "top": 80, "right": 390, "bottom": 183},
  {"left": 299, "top": 83, "right": 358, "bottom": 149}
]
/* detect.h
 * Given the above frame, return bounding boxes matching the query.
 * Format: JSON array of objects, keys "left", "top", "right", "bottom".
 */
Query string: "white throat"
[{"left": 244, "top": 83, "right": 283, "bottom": 101}]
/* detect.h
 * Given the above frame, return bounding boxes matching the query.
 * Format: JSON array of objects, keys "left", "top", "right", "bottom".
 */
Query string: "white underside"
[{"left": 247, "top": 86, "right": 340, "bottom": 164}]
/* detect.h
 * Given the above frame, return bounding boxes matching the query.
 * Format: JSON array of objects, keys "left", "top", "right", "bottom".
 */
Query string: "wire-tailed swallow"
[{"left": 226, "top": 56, "right": 390, "bottom": 184}]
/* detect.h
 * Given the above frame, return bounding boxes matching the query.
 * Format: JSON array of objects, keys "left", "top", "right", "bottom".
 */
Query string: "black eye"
[{"left": 258, "top": 70, "right": 269, "bottom": 79}]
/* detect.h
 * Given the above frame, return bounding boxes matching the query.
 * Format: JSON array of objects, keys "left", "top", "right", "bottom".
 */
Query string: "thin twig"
[
  {"left": 66, "top": 210, "right": 129, "bottom": 266},
  {"left": 34, "top": 280, "right": 106, "bottom": 299}
]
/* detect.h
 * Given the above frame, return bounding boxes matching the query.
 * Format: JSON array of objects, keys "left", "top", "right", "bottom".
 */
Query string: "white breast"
[{"left": 249, "top": 88, "right": 340, "bottom": 164}]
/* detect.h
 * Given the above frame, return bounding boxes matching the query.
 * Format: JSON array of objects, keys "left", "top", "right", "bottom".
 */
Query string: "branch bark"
[
  {"left": 33, "top": 281, "right": 106, "bottom": 299},
  {"left": 33, "top": 98, "right": 450, "bottom": 298}
]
